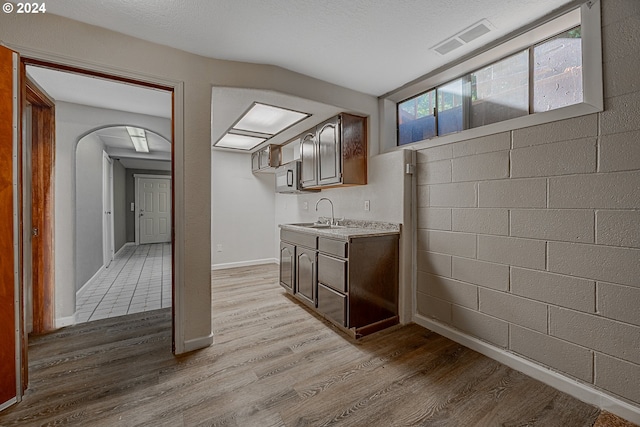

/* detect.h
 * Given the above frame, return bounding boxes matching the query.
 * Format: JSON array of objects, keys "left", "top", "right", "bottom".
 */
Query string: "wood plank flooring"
[{"left": 0, "top": 264, "right": 634, "bottom": 426}]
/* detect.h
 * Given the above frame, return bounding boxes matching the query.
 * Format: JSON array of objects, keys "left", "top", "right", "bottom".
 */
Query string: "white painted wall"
[
  {"left": 211, "top": 150, "right": 276, "bottom": 269},
  {"left": 74, "top": 133, "right": 106, "bottom": 292}
]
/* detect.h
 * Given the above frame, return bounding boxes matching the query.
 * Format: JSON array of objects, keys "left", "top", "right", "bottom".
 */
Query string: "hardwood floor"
[{"left": 0, "top": 264, "right": 634, "bottom": 426}]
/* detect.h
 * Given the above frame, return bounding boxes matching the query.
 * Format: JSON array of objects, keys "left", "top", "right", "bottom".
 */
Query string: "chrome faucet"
[{"left": 315, "top": 197, "right": 335, "bottom": 226}]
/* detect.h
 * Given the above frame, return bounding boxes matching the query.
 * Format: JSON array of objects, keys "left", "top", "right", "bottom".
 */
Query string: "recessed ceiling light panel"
[
  {"left": 233, "top": 102, "right": 310, "bottom": 135},
  {"left": 126, "top": 126, "right": 149, "bottom": 152},
  {"left": 215, "top": 133, "right": 266, "bottom": 150}
]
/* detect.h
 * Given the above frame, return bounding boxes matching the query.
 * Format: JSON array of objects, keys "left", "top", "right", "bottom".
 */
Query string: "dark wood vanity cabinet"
[{"left": 279, "top": 228, "right": 399, "bottom": 338}]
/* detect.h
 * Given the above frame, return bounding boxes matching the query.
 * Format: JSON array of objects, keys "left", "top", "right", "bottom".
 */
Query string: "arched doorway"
[{"left": 74, "top": 125, "right": 172, "bottom": 323}]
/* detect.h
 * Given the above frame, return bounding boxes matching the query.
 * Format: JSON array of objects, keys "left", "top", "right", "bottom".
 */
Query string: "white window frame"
[{"left": 382, "top": 1, "right": 602, "bottom": 153}]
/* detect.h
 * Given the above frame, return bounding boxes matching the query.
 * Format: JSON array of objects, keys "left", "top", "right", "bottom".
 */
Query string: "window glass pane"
[
  {"left": 437, "top": 78, "right": 468, "bottom": 136},
  {"left": 470, "top": 50, "right": 529, "bottom": 128},
  {"left": 533, "top": 26, "right": 583, "bottom": 112},
  {"left": 398, "top": 91, "right": 436, "bottom": 145}
]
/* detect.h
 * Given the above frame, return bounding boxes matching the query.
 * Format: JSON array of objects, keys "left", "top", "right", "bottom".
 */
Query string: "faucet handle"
[{"left": 334, "top": 217, "right": 344, "bottom": 226}]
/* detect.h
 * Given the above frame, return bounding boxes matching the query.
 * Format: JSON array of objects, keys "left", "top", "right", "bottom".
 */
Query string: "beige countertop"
[{"left": 279, "top": 219, "right": 401, "bottom": 241}]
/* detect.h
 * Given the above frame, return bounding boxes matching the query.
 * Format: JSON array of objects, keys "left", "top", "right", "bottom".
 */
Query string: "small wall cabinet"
[
  {"left": 299, "top": 113, "right": 367, "bottom": 189},
  {"left": 251, "top": 144, "right": 281, "bottom": 173}
]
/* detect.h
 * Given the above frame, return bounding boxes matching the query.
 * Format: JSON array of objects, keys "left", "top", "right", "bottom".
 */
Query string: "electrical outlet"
[
  {"left": 303, "top": 201, "right": 308, "bottom": 210},
  {"left": 364, "top": 200, "right": 370, "bottom": 211},
  {"left": 216, "top": 244, "right": 223, "bottom": 252},
  {"left": 130, "top": 202, "right": 135, "bottom": 212}
]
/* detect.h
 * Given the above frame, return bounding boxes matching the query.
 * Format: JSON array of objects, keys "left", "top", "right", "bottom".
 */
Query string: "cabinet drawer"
[
  {"left": 317, "top": 283, "right": 347, "bottom": 327},
  {"left": 317, "top": 253, "right": 347, "bottom": 293},
  {"left": 318, "top": 237, "right": 348, "bottom": 258},
  {"left": 281, "top": 229, "right": 317, "bottom": 249}
]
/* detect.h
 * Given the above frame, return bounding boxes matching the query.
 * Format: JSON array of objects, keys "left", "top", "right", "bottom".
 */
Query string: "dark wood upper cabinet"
[{"left": 300, "top": 113, "right": 367, "bottom": 189}]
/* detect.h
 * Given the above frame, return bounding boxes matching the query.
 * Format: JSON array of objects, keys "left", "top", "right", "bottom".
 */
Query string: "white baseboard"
[
  {"left": 55, "top": 313, "right": 76, "bottom": 328},
  {"left": 414, "top": 314, "right": 640, "bottom": 425},
  {"left": 115, "top": 242, "right": 134, "bottom": 257},
  {"left": 76, "top": 243, "right": 134, "bottom": 299},
  {"left": 211, "top": 258, "right": 277, "bottom": 271},
  {"left": 76, "top": 266, "right": 104, "bottom": 299},
  {"left": 181, "top": 333, "right": 214, "bottom": 353}
]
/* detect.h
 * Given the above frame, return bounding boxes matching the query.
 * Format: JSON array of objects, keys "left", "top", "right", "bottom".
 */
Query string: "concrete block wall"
[{"left": 415, "top": 0, "right": 640, "bottom": 410}]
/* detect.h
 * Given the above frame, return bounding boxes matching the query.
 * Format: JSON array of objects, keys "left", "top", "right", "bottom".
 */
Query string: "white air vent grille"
[{"left": 431, "top": 19, "right": 494, "bottom": 56}]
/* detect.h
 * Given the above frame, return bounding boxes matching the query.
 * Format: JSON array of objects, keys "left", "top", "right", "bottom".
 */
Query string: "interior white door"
[
  {"left": 138, "top": 177, "right": 171, "bottom": 244},
  {"left": 102, "top": 152, "right": 114, "bottom": 267}
]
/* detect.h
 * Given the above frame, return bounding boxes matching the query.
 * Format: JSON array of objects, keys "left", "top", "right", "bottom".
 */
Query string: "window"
[
  {"left": 386, "top": 3, "right": 601, "bottom": 151},
  {"left": 398, "top": 90, "right": 436, "bottom": 145},
  {"left": 533, "top": 27, "right": 583, "bottom": 112},
  {"left": 437, "top": 78, "right": 467, "bottom": 136},
  {"left": 470, "top": 50, "right": 529, "bottom": 128}
]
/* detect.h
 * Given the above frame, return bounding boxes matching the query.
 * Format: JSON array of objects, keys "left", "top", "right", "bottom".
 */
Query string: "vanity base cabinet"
[{"left": 279, "top": 228, "right": 399, "bottom": 338}]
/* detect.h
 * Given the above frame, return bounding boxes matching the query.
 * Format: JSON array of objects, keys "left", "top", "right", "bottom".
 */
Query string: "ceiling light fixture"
[
  {"left": 215, "top": 133, "right": 267, "bottom": 150},
  {"left": 213, "top": 102, "right": 311, "bottom": 151},
  {"left": 233, "top": 102, "right": 310, "bottom": 135},
  {"left": 126, "top": 126, "right": 149, "bottom": 153}
]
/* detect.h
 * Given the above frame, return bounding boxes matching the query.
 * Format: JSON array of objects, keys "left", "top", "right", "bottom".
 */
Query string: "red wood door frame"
[
  {"left": 0, "top": 44, "right": 23, "bottom": 410},
  {"left": 25, "top": 73, "right": 56, "bottom": 334}
]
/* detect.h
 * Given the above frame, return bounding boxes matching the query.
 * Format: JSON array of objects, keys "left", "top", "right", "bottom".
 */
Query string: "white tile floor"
[{"left": 76, "top": 243, "right": 172, "bottom": 323}]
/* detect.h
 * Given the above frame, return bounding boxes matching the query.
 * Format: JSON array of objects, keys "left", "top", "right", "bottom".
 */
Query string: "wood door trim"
[
  {"left": 25, "top": 72, "right": 56, "bottom": 334},
  {"left": 22, "top": 57, "right": 173, "bottom": 92},
  {"left": 16, "top": 53, "right": 183, "bottom": 354},
  {"left": 26, "top": 76, "right": 54, "bottom": 107}
]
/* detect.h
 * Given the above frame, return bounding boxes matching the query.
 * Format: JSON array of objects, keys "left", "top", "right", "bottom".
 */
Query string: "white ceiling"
[
  {"left": 36, "top": 0, "right": 575, "bottom": 97},
  {"left": 26, "top": 66, "right": 172, "bottom": 118}
]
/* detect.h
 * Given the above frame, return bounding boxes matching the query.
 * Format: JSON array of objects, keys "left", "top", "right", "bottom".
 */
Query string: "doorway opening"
[
  {"left": 73, "top": 126, "right": 172, "bottom": 323},
  {"left": 22, "top": 63, "right": 175, "bottom": 328}
]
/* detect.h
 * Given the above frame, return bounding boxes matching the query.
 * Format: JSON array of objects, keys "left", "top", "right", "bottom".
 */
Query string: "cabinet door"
[
  {"left": 296, "top": 247, "right": 316, "bottom": 306},
  {"left": 259, "top": 146, "right": 270, "bottom": 169},
  {"left": 300, "top": 131, "right": 317, "bottom": 188},
  {"left": 279, "top": 242, "right": 295, "bottom": 293},
  {"left": 317, "top": 116, "right": 341, "bottom": 186},
  {"left": 251, "top": 151, "right": 260, "bottom": 172}
]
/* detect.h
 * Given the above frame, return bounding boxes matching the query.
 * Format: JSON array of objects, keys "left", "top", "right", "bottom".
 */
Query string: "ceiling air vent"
[{"left": 431, "top": 19, "right": 494, "bottom": 56}]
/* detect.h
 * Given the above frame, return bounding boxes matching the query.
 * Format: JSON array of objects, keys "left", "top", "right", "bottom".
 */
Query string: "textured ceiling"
[{"left": 32, "top": 0, "right": 575, "bottom": 96}]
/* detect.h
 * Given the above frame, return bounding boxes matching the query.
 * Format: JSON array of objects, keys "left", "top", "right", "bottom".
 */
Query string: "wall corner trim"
[
  {"left": 180, "top": 333, "right": 214, "bottom": 354},
  {"left": 413, "top": 314, "right": 640, "bottom": 425}
]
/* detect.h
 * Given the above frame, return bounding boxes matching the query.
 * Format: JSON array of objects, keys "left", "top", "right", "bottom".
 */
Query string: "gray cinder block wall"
[{"left": 415, "top": 0, "right": 640, "bottom": 409}]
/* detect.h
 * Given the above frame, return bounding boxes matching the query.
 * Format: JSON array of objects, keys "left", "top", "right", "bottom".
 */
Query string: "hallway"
[{"left": 75, "top": 243, "right": 171, "bottom": 323}]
